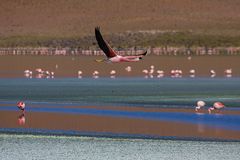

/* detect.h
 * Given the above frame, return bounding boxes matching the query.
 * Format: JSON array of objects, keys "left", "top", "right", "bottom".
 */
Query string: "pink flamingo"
[
  {"left": 210, "top": 69, "right": 216, "bottom": 77},
  {"left": 110, "top": 70, "right": 116, "bottom": 78},
  {"left": 93, "top": 70, "right": 99, "bottom": 79},
  {"left": 142, "top": 69, "right": 149, "bottom": 78},
  {"left": 189, "top": 69, "right": 195, "bottom": 78},
  {"left": 17, "top": 101, "right": 25, "bottom": 113},
  {"left": 195, "top": 100, "right": 206, "bottom": 111},
  {"left": 95, "top": 27, "right": 148, "bottom": 63},
  {"left": 24, "top": 70, "right": 32, "bottom": 78},
  {"left": 208, "top": 102, "right": 225, "bottom": 113},
  {"left": 78, "top": 70, "right": 83, "bottom": 79},
  {"left": 157, "top": 70, "right": 164, "bottom": 78},
  {"left": 125, "top": 66, "right": 132, "bottom": 72},
  {"left": 35, "top": 68, "right": 43, "bottom": 74},
  {"left": 149, "top": 65, "right": 155, "bottom": 77},
  {"left": 171, "top": 69, "right": 182, "bottom": 78},
  {"left": 224, "top": 69, "right": 232, "bottom": 78}
]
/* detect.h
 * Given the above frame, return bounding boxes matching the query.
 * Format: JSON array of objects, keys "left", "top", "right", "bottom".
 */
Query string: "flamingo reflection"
[{"left": 18, "top": 113, "right": 25, "bottom": 125}]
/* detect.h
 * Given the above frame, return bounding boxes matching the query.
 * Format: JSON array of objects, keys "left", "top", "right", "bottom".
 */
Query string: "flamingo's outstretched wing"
[
  {"left": 137, "top": 50, "right": 148, "bottom": 56},
  {"left": 124, "top": 51, "right": 148, "bottom": 59},
  {"left": 95, "top": 27, "right": 117, "bottom": 58}
]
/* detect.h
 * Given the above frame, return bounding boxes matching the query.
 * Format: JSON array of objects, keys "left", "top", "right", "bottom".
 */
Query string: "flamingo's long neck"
[{"left": 208, "top": 107, "right": 215, "bottom": 113}]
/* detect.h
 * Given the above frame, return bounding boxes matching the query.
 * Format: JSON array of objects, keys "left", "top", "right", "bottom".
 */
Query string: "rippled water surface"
[
  {"left": 0, "top": 78, "right": 240, "bottom": 108},
  {"left": 0, "top": 134, "right": 240, "bottom": 160},
  {"left": 1, "top": 78, "right": 240, "bottom": 159}
]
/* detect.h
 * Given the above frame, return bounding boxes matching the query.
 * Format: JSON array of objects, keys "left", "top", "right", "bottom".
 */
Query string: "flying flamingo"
[
  {"left": 208, "top": 102, "right": 225, "bottom": 114},
  {"left": 95, "top": 27, "right": 148, "bottom": 63}
]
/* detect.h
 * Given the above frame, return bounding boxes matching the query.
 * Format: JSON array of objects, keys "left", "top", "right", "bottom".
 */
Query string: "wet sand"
[
  {"left": 0, "top": 55, "right": 240, "bottom": 77},
  {"left": 1, "top": 104, "right": 240, "bottom": 115},
  {"left": 1, "top": 105, "right": 240, "bottom": 141}
]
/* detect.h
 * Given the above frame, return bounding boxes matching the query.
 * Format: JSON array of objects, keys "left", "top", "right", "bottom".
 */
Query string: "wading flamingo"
[
  {"left": 110, "top": 70, "right": 116, "bottom": 78},
  {"left": 189, "top": 69, "right": 195, "bottom": 78},
  {"left": 93, "top": 70, "right": 99, "bottom": 79},
  {"left": 78, "top": 70, "right": 83, "bottom": 79},
  {"left": 208, "top": 102, "right": 225, "bottom": 114},
  {"left": 17, "top": 101, "right": 25, "bottom": 113},
  {"left": 195, "top": 100, "right": 206, "bottom": 111},
  {"left": 95, "top": 27, "right": 148, "bottom": 63},
  {"left": 224, "top": 69, "right": 232, "bottom": 78},
  {"left": 24, "top": 70, "right": 32, "bottom": 78},
  {"left": 157, "top": 70, "right": 164, "bottom": 78},
  {"left": 210, "top": 69, "right": 216, "bottom": 78},
  {"left": 142, "top": 69, "right": 149, "bottom": 78},
  {"left": 125, "top": 66, "right": 132, "bottom": 72}
]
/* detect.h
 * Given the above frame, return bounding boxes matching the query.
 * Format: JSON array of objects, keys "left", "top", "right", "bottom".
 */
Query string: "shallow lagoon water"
[
  {"left": 0, "top": 77, "right": 240, "bottom": 108},
  {"left": 0, "top": 78, "right": 240, "bottom": 136},
  {"left": 1, "top": 78, "right": 240, "bottom": 159}
]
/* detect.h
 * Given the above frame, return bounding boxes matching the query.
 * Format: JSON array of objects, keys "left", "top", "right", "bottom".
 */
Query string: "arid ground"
[
  {"left": 1, "top": 0, "right": 240, "bottom": 36},
  {"left": 1, "top": 0, "right": 240, "bottom": 47}
]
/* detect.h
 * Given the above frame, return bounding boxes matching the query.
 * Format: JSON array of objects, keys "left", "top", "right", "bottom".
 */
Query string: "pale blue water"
[
  {"left": 0, "top": 134, "right": 240, "bottom": 160},
  {"left": 1, "top": 77, "right": 240, "bottom": 136},
  {"left": 1, "top": 78, "right": 240, "bottom": 159},
  {"left": 0, "top": 77, "right": 240, "bottom": 108}
]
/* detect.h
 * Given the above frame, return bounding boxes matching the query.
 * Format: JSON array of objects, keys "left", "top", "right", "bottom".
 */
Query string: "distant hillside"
[{"left": 1, "top": 0, "right": 240, "bottom": 47}]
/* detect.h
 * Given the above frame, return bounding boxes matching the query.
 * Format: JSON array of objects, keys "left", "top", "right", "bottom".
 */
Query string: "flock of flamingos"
[
  {"left": 23, "top": 66, "right": 233, "bottom": 79},
  {"left": 23, "top": 27, "right": 234, "bottom": 79},
  {"left": 16, "top": 27, "right": 227, "bottom": 122},
  {"left": 16, "top": 94, "right": 225, "bottom": 126},
  {"left": 16, "top": 99, "right": 225, "bottom": 126}
]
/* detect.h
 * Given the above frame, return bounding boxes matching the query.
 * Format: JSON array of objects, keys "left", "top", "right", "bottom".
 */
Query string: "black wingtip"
[
  {"left": 95, "top": 26, "right": 100, "bottom": 31},
  {"left": 142, "top": 51, "right": 148, "bottom": 56}
]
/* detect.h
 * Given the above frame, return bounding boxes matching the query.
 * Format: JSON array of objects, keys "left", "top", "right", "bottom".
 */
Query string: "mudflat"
[{"left": 0, "top": 55, "right": 239, "bottom": 77}]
